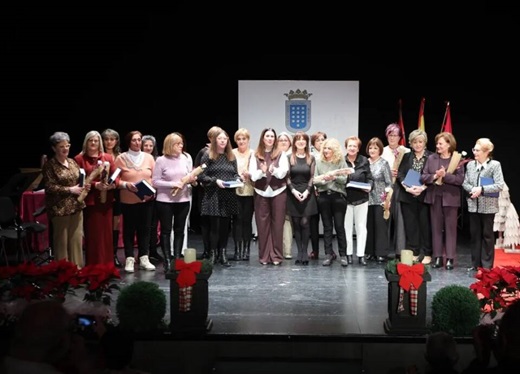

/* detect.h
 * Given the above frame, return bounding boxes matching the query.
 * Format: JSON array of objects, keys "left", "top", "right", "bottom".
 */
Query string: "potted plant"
[
  {"left": 431, "top": 284, "right": 481, "bottom": 336},
  {"left": 115, "top": 281, "right": 167, "bottom": 333},
  {"left": 165, "top": 255, "right": 213, "bottom": 334},
  {"left": 384, "top": 255, "right": 431, "bottom": 335}
]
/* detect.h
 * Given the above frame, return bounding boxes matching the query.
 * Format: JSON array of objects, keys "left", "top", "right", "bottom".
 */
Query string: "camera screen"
[{"left": 77, "top": 315, "right": 95, "bottom": 327}]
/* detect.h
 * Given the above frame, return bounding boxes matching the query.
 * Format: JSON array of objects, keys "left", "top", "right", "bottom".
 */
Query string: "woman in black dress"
[{"left": 286, "top": 131, "right": 318, "bottom": 265}]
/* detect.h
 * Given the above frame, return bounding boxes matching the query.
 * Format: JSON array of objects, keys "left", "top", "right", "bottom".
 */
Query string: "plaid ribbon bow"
[
  {"left": 175, "top": 259, "right": 202, "bottom": 312},
  {"left": 396, "top": 263, "right": 425, "bottom": 316}
]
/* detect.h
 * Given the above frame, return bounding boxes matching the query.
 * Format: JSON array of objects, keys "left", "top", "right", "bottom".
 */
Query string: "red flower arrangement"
[
  {"left": 469, "top": 265, "right": 520, "bottom": 319},
  {"left": 76, "top": 263, "right": 121, "bottom": 306},
  {"left": 0, "top": 260, "right": 120, "bottom": 306}
]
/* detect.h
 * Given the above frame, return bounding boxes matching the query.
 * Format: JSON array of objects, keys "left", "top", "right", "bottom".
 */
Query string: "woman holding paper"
[
  {"left": 462, "top": 138, "right": 504, "bottom": 270},
  {"left": 152, "top": 132, "right": 195, "bottom": 271},
  {"left": 313, "top": 138, "right": 349, "bottom": 267},
  {"left": 199, "top": 129, "right": 239, "bottom": 267},
  {"left": 74, "top": 130, "right": 118, "bottom": 266},
  {"left": 344, "top": 136, "right": 373, "bottom": 266},
  {"left": 115, "top": 130, "right": 156, "bottom": 273},
  {"left": 231, "top": 128, "right": 255, "bottom": 261},
  {"left": 397, "top": 129, "right": 433, "bottom": 265},
  {"left": 366, "top": 137, "right": 392, "bottom": 263},
  {"left": 422, "top": 132, "right": 465, "bottom": 270},
  {"left": 42, "top": 132, "right": 87, "bottom": 267},
  {"left": 277, "top": 132, "right": 294, "bottom": 260}
]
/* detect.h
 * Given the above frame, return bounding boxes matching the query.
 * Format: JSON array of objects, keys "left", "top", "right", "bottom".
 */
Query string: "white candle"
[
  {"left": 183, "top": 248, "right": 197, "bottom": 263},
  {"left": 400, "top": 249, "right": 414, "bottom": 266}
]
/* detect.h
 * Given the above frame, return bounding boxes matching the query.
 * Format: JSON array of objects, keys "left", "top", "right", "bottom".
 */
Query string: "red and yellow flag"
[
  {"left": 418, "top": 97, "right": 425, "bottom": 131},
  {"left": 441, "top": 101, "right": 452, "bottom": 134},
  {"left": 398, "top": 99, "right": 406, "bottom": 146}
]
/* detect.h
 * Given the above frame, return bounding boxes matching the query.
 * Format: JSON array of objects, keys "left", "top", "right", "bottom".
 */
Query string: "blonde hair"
[
  {"left": 320, "top": 138, "right": 343, "bottom": 164},
  {"left": 162, "top": 133, "right": 183, "bottom": 156}
]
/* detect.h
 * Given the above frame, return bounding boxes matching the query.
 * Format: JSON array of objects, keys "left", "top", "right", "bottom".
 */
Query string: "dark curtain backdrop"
[{"left": 1, "top": 6, "right": 517, "bottom": 233}]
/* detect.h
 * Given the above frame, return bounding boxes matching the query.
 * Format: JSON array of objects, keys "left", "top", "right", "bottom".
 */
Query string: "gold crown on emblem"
[{"left": 284, "top": 89, "right": 312, "bottom": 100}]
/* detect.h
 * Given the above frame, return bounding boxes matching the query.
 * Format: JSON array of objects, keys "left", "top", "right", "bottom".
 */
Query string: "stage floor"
[{"left": 111, "top": 232, "right": 482, "bottom": 337}]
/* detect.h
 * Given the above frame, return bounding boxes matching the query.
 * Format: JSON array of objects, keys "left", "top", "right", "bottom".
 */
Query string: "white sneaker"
[
  {"left": 139, "top": 255, "right": 156, "bottom": 271},
  {"left": 125, "top": 257, "right": 135, "bottom": 273}
]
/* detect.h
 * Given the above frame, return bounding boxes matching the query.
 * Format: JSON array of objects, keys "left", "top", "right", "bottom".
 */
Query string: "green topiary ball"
[
  {"left": 116, "top": 281, "right": 167, "bottom": 332},
  {"left": 431, "top": 284, "right": 481, "bottom": 336}
]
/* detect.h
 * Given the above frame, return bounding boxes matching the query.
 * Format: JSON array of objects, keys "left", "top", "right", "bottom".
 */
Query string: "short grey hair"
[
  {"left": 408, "top": 129, "right": 428, "bottom": 145},
  {"left": 49, "top": 132, "right": 70, "bottom": 146}
]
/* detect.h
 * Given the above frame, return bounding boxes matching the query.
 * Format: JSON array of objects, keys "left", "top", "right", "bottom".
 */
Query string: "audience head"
[
  {"left": 495, "top": 298, "right": 520, "bottom": 364},
  {"left": 9, "top": 299, "right": 74, "bottom": 364},
  {"left": 424, "top": 331, "right": 459, "bottom": 370},
  {"left": 141, "top": 134, "right": 158, "bottom": 159},
  {"left": 81, "top": 130, "right": 104, "bottom": 154}
]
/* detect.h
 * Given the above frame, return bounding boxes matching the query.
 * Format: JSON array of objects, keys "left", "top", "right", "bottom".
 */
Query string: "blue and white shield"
[{"left": 285, "top": 100, "right": 311, "bottom": 133}]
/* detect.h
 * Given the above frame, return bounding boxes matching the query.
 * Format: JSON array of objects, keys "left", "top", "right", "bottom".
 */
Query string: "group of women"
[{"left": 41, "top": 124, "right": 505, "bottom": 272}]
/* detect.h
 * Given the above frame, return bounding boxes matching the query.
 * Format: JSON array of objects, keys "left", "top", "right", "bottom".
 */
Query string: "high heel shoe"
[
  {"left": 432, "top": 257, "right": 443, "bottom": 268},
  {"left": 347, "top": 255, "right": 353, "bottom": 264},
  {"left": 445, "top": 258, "right": 454, "bottom": 270},
  {"left": 358, "top": 256, "right": 367, "bottom": 266}
]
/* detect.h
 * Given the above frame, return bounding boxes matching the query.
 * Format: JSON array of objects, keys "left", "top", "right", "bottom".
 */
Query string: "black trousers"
[{"left": 469, "top": 212, "right": 495, "bottom": 269}]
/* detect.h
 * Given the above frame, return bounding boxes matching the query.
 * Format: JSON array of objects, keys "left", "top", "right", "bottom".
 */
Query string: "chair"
[{"left": 0, "top": 196, "right": 47, "bottom": 265}]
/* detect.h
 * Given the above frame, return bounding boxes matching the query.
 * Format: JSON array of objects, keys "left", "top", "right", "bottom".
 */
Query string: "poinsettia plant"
[
  {"left": 469, "top": 265, "right": 520, "bottom": 319},
  {"left": 75, "top": 263, "right": 121, "bottom": 306}
]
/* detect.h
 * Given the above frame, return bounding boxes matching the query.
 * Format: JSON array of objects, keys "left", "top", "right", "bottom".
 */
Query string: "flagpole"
[{"left": 441, "top": 101, "right": 450, "bottom": 132}]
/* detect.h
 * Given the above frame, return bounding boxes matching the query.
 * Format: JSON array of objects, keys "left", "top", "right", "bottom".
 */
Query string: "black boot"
[
  {"left": 209, "top": 249, "right": 217, "bottom": 265},
  {"left": 219, "top": 248, "right": 231, "bottom": 267},
  {"left": 234, "top": 241, "right": 243, "bottom": 261},
  {"left": 161, "top": 234, "right": 172, "bottom": 272},
  {"left": 173, "top": 233, "right": 183, "bottom": 261},
  {"left": 242, "top": 240, "right": 250, "bottom": 261},
  {"left": 232, "top": 241, "right": 240, "bottom": 261},
  {"left": 113, "top": 230, "right": 122, "bottom": 268}
]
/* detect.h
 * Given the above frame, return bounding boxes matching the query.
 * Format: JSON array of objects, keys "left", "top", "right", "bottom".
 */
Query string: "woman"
[
  {"left": 249, "top": 128, "right": 289, "bottom": 265},
  {"left": 41, "top": 131, "right": 87, "bottom": 267},
  {"left": 142, "top": 134, "right": 164, "bottom": 265},
  {"left": 422, "top": 132, "right": 465, "bottom": 270},
  {"left": 381, "top": 123, "right": 410, "bottom": 259},
  {"left": 286, "top": 131, "right": 318, "bottom": 265},
  {"left": 102, "top": 128, "right": 123, "bottom": 267},
  {"left": 74, "top": 130, "right": 118, "bottom": 266},
  {"left": 344, "top": 136, "right": 373, "bottom": 266},
  {"left": 152, "top": 132, "right": 194, "bottom": 271},
  {"left": 313, "top": 138, "right": 350, "bottom": 267},
  {"left": 462, "top": 138, "right": 504, "bottom": 270},
  {"left": 232, "top": 128, "right": 255, "bottom": 261},
  {"left": 397, "top": 129, "right": 433, "bottom": 264},
  {"left": 277, "top": 132, "right": 293, "bottom": 259},
  {"left": 309, "top": 131, "right": 327, "bottom": 259},
  {"left": 114, "top": 131, "right": 156, "bottom": 273},
  {"left": 199, "top": 129, "right": 239, "bottom": 267},
  {"left": 366, "top": 137, "right": 392, "bottom": 263}
]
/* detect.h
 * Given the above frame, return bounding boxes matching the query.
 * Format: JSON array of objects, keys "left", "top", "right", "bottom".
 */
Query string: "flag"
[
  {"left": 441, "top": 101, "right": 452, "bottom": 133},
  {"left": 398, "top": 99, "right": 406, "bottom": 146},
  {"left": 418, "top": 97, "right": 425, "bottom": 131}
]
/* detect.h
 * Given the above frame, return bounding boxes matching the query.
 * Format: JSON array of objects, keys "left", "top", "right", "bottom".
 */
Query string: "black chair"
[{"left": 0, "top": 196, "right": 47, "bottom": 265}]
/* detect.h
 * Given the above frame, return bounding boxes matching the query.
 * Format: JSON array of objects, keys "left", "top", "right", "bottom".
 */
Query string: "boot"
[
  {"left": 209, "top": 249, "right": 217, "bottom": 265},
  {"left": 160, "top": 234, "right": 172, "bottom": 272},
  {"left": 173, "top": 234, "right": 183, "bottom": 260},
  {"left": 233, "top": 241, "right": 243, "bottom": 261},
  {"left": 219, "top": 248, "right": 231, "bottom": 267},
  {"left": 113, "top": 230, "right": 122, "bottom": 268},
  {"left": 242, "top": 240, "right": 250, "bottom": 261}
]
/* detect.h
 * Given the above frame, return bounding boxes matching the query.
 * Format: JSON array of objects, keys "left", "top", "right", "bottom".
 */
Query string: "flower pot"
[
  {"left": 165, "top": 270, "right": 213, "bottom": 334},
  {"left": 384, "top": 269, "right": 432, "bottom": 335}
]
